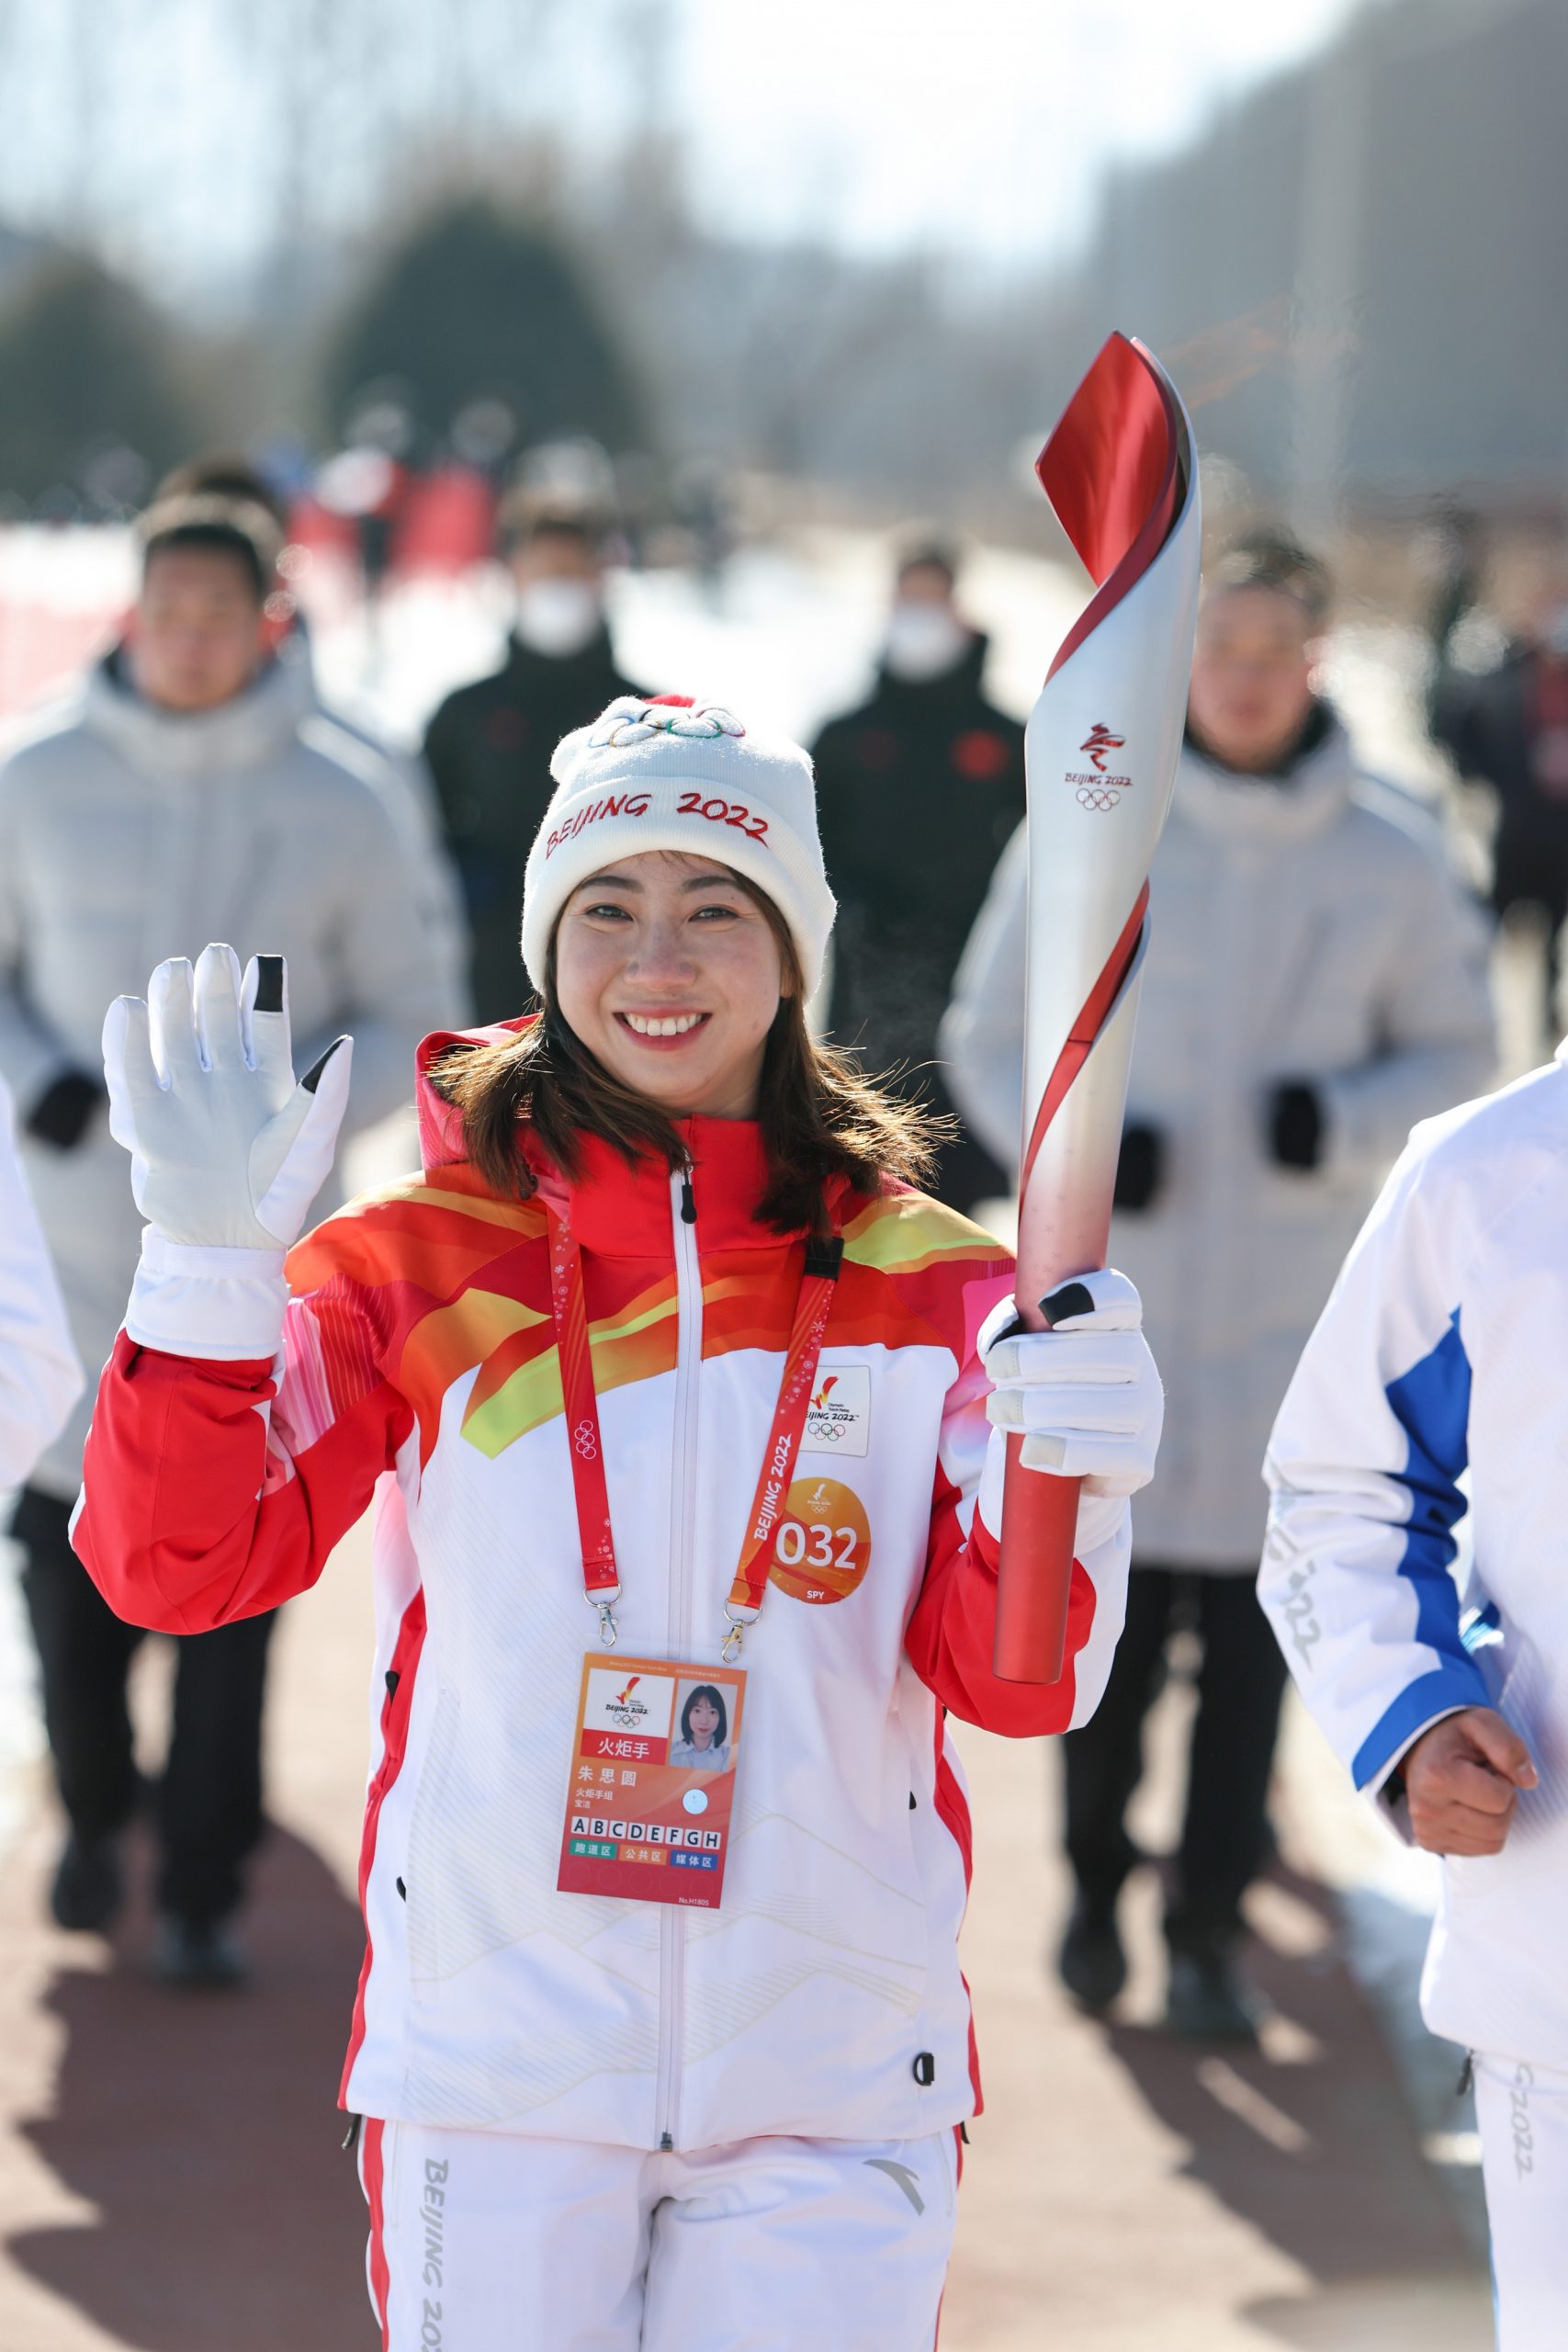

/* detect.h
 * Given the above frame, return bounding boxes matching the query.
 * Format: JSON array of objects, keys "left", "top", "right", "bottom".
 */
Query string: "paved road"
[{"left": 0, "top": 1514, "right": 1491, "bottom": 2351}]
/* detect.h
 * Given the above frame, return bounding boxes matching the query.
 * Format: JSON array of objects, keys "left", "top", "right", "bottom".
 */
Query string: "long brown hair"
[{"left": 429, "top": 873, "right": 944, "bottom": 1235}]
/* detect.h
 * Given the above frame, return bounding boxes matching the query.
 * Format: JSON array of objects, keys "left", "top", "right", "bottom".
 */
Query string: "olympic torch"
[{"left": 994, "top": 333, "right": 1201, "bottom": 1686}]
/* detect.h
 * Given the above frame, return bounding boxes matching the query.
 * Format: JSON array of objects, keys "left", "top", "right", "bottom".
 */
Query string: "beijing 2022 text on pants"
[
  {"left": 13, "top": 1485, "right": 276, "bottom": 1925},
  {"left": 1062, "top": 1564, "right": 1290, "bottom": 1953},
  {"left": 1474, "top": 2052, "right": 1568, "bottom": 2351},
  {"left": 358, "top": 2119, "right": 959, "bottom": 2349}
]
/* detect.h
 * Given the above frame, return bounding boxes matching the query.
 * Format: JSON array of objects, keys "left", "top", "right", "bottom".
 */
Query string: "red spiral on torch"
[
  {"left": 1019, "top": 883, "right": 1149, "bottom": 1194},
  {"left": 1043, "top": 335, "right": 1187, "bottom": 679}
]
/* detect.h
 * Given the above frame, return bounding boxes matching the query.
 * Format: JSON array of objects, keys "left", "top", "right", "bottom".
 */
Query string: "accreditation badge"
[{"left": 558, "top": 1655, "right": 747, "bottom": 1910}]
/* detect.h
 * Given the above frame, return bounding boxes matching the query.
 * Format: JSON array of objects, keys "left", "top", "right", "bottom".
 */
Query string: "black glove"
[
  {"left": 1113, "top": 1122, "right": 1164, "bottom": 1212},
  {"left": 1269, "top": 1080, "right": 1324, "bottom": 1171},
  {"left": 25, "top": 1069, "right": 105, "bottom": 1151}
]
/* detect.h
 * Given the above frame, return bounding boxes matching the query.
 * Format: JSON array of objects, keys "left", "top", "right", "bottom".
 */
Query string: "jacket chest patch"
[
  {"left": 769, "top": 1476, "right": 872, "bottom": 1605},
  {"left": 804, "top": 1364, "right": 871, "bottom": 1458}
]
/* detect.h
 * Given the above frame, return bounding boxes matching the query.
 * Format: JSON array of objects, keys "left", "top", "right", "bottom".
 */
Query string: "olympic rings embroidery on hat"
[{"left": 589, "top": 697, "right": 748, "bottom": 750}]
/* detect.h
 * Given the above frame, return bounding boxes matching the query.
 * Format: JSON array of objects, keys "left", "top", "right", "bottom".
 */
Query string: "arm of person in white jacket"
[
  {"left": 302, "top": 715, "right": 473, "bottom": 1034},
  {"left": 1259, "top": 1133, "right": 1495, "bottom": 1817},
  {"left": 389, "top": 745, "right": 473, "bottom": 1030},
  {"left": 0, "top": 756, "right": 81, "bottom": 1118},
  {"left": 0, "top": 1072, "right": 82, "bottom": 1486},
  {"left": 291, "top": 783, "right": 461, "bottom": 1137},
  {"left": 938, "top": 817, "right": 1027, "bottom": 1177},
  {"left": 1318, "top": 821, "right": 1496, "bottom": 1180}
]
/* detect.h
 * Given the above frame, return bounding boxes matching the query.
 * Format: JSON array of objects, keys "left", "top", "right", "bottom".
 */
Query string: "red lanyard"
[{"left": 547, "top": 1197, "right": 843, "bottom": 1658}]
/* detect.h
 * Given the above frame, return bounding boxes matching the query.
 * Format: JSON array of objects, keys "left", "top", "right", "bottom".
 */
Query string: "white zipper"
[{"left": 654, "top": 1165, "right": 702, "bottom": 2149}]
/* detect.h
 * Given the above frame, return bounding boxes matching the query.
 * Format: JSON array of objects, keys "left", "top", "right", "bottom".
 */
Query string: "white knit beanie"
[{"left": 522, "top": 695, "right": 836, "bottom": 995}]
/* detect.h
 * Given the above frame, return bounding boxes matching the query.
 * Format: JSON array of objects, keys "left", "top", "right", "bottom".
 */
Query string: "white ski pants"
[
  {"left": 1475, "top": 2053, "right": 1568, "bottom": 2349},
  {"left": 358, "top": 2118, "right": 959, "bottom": 2350}
]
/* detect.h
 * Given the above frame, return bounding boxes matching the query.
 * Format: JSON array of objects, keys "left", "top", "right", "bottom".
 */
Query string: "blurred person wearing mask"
[
  {"left": 0, "top": 491, "right": 449, "bottom": 1986},
  {"left": 813, "top": 540, "right": 1024, "bottom": 1216},
  {"left": 1429, "top": 536, "right": 1568, "bottom": 1047},
  {"left": 423, "top": 497, "right": 642, "bottom": 1023},
  {"left": 156, "top": 455, "right": 469, "bottom": 1026},
  {"left": 942, "top": 533, "right": 1495, "bottom": 2037}
]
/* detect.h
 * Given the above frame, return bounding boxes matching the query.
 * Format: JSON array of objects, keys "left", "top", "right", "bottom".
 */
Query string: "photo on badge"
[{"left": 669, "top": 1678, "right": 737, "bottom": 1772}]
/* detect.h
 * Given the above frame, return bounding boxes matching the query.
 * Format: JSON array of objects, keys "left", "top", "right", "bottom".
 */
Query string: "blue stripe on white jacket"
[{"left": 1261, "top": 1047, "right": 1568, "bottom": 2066}]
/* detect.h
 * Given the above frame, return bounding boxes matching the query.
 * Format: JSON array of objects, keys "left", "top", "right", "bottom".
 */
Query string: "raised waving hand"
[{"left": 103, "top": 944, "right": 352, "bottom": 1252}]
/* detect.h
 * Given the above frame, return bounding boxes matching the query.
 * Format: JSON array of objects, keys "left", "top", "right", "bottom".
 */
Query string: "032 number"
[{"left": 774, "top": 1520, "right": 859, "bottom": 1571}]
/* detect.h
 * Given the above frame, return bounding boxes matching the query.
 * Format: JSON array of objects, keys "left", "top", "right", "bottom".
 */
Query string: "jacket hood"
[
  {"left": 81, "top": 647, "right": 313, "bottom": 780},
  {"left": 1174, "top": 712, "right": 1359, "bottom": 843},
  {"left": 414, "top": 1017, "right": 531, "bottom": 1173},
  {"left": 412, "top": 1016, "right": 810, "bottom": 1253}
]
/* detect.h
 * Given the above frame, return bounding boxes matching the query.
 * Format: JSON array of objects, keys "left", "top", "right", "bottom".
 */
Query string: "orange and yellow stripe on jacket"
[{"left": 286, "top": 1166, "right": 1011, "bottom": 1468}]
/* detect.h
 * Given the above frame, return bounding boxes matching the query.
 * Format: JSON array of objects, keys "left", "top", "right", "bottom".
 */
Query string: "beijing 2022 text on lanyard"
[{"left": 547, "top": 1195, "right": 842, "bottom": 1911}]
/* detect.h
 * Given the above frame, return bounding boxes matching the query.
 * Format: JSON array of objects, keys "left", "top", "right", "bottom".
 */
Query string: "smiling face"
[
  {"left": 552, "top": 851, "right": 790, "bottom": 1121},
  {"left": 687, "top": 1695, "right": 720, "bottom": 1747}
]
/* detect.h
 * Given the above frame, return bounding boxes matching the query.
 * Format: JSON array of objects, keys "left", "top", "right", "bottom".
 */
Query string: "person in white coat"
[
  {"left": 1259, "top": 1059, "right": 1568, "bottom": 2349},
  {"left": 0, "top": 488, "right": 457, "bottom": 1984},
  {"left": 942, "top": 533, "right": 1496, "bottom": 2035},
  {"left": 0, "top": 1071, "right": 82, "bottom": 1490}
]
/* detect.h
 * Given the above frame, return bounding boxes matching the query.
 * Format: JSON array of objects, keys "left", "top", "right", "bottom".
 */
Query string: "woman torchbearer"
[{"left": 73, "top": 694, "right": 1161, "bottom": 2347}]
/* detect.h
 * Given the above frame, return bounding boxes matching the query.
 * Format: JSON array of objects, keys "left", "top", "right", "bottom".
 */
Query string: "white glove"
[
  {"left": 980, "top": 1267, "right": 1163, "bottom": 1498},
  {"left": 103, "top": 944, "right": 352, "bottom": 1252}
]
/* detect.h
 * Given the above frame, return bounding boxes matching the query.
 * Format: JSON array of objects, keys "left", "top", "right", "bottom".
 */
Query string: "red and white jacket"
[{"left": 73, "top": 1035, "right": 1129, "bottom": 2151}]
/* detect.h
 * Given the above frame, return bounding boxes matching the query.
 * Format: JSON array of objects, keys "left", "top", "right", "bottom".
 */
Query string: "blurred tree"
[
  {"left": 321, "top": 196, "right": 645, "bottom": 455},
  {"left": 0, "top": 251, "right": 201, "bottom": 507}
]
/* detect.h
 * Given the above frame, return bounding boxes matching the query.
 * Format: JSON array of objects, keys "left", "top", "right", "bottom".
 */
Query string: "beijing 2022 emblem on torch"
[
  {"left": 1072, "top": 722, "right": 1132, "bottom": 810},
  {"left": 994, "top": 333, "right": 1201, "bottom": 1687}
]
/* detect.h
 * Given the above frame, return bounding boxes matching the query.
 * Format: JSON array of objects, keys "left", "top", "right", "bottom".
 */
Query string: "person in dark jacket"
[
  {"left": 424, "top": 501, "right": 643, "bottom": 1022},
  {"left": 813, "top": 541, "right": 1024, "bottom": 1214},
  {"left": 1429, "top": 536, "right": 1568, "bottom": 1046}
]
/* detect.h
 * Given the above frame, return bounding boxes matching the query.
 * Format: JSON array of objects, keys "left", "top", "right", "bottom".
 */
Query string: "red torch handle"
[{"left": 994, "top": 1435, "right": 1080, "bottom": 1684}]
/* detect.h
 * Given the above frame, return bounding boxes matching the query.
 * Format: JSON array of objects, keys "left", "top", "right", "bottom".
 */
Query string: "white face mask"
[
  {"left": 882, "top": 601, "right": 970, "bottom": 683},
  {"left": 514, "top": 577, "right": 603, "bottom": 658}
]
